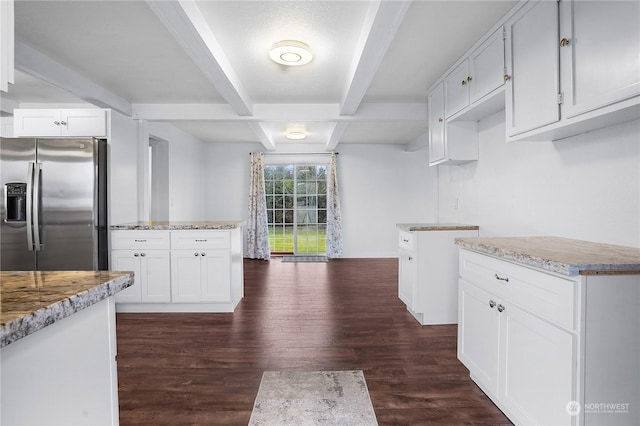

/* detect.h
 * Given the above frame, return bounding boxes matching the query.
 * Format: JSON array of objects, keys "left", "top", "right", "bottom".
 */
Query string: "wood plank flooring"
[{"left": 116, "top": 258, "right": 512, "bottom": 425}]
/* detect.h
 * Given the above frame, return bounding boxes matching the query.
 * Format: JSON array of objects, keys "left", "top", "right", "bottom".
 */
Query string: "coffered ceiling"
[{"left": 2, "top": 0, "right": 516, "bottom": 150}]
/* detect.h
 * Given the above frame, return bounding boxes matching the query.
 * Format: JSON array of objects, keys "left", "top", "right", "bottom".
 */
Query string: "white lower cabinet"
[
  {"left": 458, "top": 248, "right": 640, "bottom": 426},
  {"left": 111, "top": 249, "right": 171, "bottom": 303},
  {"left": 171, "top": 249, "right": 231, "bottom": 303},
  {"left": 110, "top": 227, "right": 243, "bottom": 312}
]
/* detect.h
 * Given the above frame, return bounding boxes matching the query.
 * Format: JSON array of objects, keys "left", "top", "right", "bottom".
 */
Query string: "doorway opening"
[{"left": 264, "top": 164, "right": 327, "bottom": 255}]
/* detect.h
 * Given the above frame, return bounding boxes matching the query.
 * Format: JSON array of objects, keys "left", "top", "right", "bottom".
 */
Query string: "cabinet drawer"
[
  {"left": 459, "top": 249, "right": 577, "bottom": 330},
  {"left": 110, "top": 231, "right": 170, "bottom": 250},
  {"left": 399, "top": 231, "right": 414, "bottom": 251},
  {"left": 171, "top": 231, "right": 230, "bottom": 250}
]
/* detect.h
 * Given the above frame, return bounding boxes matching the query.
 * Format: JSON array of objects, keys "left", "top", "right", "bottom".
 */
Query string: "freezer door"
[
  {"left": 36, "top": 139, "right": 97, "bottom": 270},
  {"left": 0, "top": 138, "right": 37, "bottom": 270}
]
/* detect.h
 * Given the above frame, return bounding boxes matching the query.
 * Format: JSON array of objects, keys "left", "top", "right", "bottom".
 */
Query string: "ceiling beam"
[
  {"left": 132, "top": 102, "right": 426, "bottom": 122},
  {"left": 14, "top": 40, "right": 132, "bottom": 115},
  {"left": 326, "top": 122, "right": 349, "bottom": 151},
  {"left": 146, "top": 0, "right": 253, "bottom": 116},
  {"left": 247, "top": 122, "right": 275, "bottom": 151},
  {"left": 340, "top": 0, "right": 412, "bottom": 116}
]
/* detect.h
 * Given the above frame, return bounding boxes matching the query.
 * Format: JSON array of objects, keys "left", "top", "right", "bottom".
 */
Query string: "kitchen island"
[
  {"left": 110, "top": 221, "right": 244, "bottom": 312},
  {"left": 1, "top": 270, "right": 133, "bottom": 425},
  {"left": 455, "top": 236, "right": 640, "bottom": 426}
]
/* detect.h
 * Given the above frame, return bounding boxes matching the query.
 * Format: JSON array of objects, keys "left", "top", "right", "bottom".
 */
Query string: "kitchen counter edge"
[
  {"left": 397, "top": 223, "right": 479, "bottom": 232},
  {"left": 110, "top": 221, "right": 244, "bottom": 230},
  {"left": 1, "top": 271, "right": 134, "bottom": 348},
  {"left": 455, "top": 236, "right": 640, "bottom": 276}
]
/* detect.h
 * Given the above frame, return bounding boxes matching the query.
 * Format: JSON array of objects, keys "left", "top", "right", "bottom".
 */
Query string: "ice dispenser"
[{"left": 4, "top": 182, "right": 27, "bottom": 223}]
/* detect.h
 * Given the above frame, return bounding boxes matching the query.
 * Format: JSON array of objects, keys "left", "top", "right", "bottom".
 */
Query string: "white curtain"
[
  {"left": 247, "top": 152, "right": 270, "bottom": 260},
  {"left": 326, "top": 152, "right": 343, "bottom": 258}
]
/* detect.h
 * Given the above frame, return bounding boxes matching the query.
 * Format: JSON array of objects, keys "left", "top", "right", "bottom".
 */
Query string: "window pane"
[
  {"left": 318, "top": 195, "right": 326, "bottom": 209},
  {"left": 274, "top": 195, "right": 283, "bottom": 208}
]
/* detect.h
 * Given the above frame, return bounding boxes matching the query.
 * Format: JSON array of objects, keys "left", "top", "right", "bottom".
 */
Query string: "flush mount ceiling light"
[
  {"left": 286, "top": 131, "right": 307, "bottom": 140},
  {"left": 269, "top": 40, "right": 313, "bottom": 66}
]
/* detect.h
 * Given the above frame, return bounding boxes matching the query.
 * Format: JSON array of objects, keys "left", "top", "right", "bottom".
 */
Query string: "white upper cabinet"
[
  {"left": 505, "top": 0, "right": 640, "bottom": 142},
  {"left": 445, "top": 27, "right": 506, "bottom": 120},
  {"left": 428, "top": 82, "right": 446, "bottom": 165},
  {"left": 13, "top": 109, "right": 108, "bottom": 137},
  {"left": 505, "top": 0, "right": 560, "bottom": 137},
  {"left": 560, "top": 0, "right": 640, "bottom": 119}
]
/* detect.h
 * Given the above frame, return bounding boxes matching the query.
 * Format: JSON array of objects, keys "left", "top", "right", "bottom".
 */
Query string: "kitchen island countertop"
[
  {"left": 0, "top": 270, "right": 133, "bottom": 348},
  {"left": 397, "top": 223, "right": 479, "bottom": 232},
  {"left": 455, "top": 236, "right": 640, "bottom": 276},
  {"left": 110, "top": 220, "right": 244, "bottom": 230}
]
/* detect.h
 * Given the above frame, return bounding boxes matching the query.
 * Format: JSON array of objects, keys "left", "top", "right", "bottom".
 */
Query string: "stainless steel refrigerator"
[{"left": 1, "top": 137, "right": 108, "bottom": 271}]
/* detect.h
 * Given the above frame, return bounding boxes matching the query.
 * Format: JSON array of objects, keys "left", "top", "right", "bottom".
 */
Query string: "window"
[{"left": 264, "top": 164, "right": 327, "bottom": 254}]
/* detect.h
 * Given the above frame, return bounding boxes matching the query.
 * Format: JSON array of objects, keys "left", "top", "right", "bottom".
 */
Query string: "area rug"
[
  {"left": 281, "top": 255, "right": 328, "bottom": 263},
  {"left": 248, "top": 370, "right": 378, "bottom": 426}
]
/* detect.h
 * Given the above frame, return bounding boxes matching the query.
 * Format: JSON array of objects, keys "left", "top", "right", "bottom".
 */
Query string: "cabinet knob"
[
  {"left": 54, "top": 121, "right": 61, "bottom": 126},
  {"left": 461, "top": 80, "right": 467, "bottom": 86},
  {"left": 408, "top": 256, "right": 413, "bottom": 261},
  {"left": 201, "top": 252, "right": 206, "bottom": 257},
  {"left": 504, "top": 74, "right": 511, "bottom": 81},
  {"left": 494, "top": 273, "right": 509, "bottom": 283},
  {"left": 194, "top": 252, "right": 200, "bottom": 256},
  {"left": 489, "top": 300, "right": 496, "bottom": 308},
  {"left": 140, "top": 252, "right": 146, "bottom": 257},
  {"left": 497, "top": 304, "right": 505, "bottom": 313},
  {"left": 560, "top": 38, "right": 570, "bottom": 47},
  {"left": 466, "top": 76, "right": 472, "bottom": 82},
  {"left": 438, "top": 117, "right": 443, "bottom": 123},
  {"left": 134, "top": 253, "right": 139, "bottom": 257},
  {"left": 60, "top": 121, "right": 67, "bottom": 126}
]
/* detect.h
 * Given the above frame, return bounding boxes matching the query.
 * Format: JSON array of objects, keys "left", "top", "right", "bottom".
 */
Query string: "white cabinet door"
[
  {"left": 444, "top": 61, "right": 470, "bottom": 118},
  {"left": 469, "top": 27, "right": 505, "bottom": 104},
  {"left": 112, "top": 250, "right": 142, "bottom": 303},
  {"left": 457, "top": 279, "right": 499, "bottom": 396},
  {"left": 505, "top": 1, "right": 560, "bottom": 137},
  {"left": 398, "top": 248, "right": 416, "bottom": 309},
  {"left": 12, "top": 109, "right": 107, "bottom": 137},
  {"left": 201, "top": 250, "right": 231, "bottom": 302},
  {"left": 560, "top": 0, "right": 640, "bottom": 119},
  {"left": 171, "top": 250, "right": 203, "bottom": 302},
  {"left": 498, "top": 302, "right": 574, "bottom": 426},
  {"left": 428, "top": 83, "right": 446, "bottom": 165},
  {"left": 140, "top": 251, "right": 171, "bottom": 303}
]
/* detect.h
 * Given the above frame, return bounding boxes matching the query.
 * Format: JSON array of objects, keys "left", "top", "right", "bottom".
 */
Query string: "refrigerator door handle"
[
  {"left": 26, "top": 162, "right": 35, "bottom": 251},
  {"left": 32, "top": 163, "right": 42, "bottom": 251}
]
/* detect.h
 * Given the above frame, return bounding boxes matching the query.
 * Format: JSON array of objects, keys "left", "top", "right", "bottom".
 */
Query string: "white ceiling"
[{"left": 3, "top": 0, "right": 516, "bottom": 150}]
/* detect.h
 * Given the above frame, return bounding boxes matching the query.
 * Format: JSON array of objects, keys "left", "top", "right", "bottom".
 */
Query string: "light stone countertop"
[
  {"left": 397, "top": 223, "right": 479, "bottom": 232},
  {"left": 110, "top": 221, "right": 244, "bottom": 230},
  {"left": 455, "top": 236, "right": 640, "bottom": 276},
  {"left": 1, "top": 271, "right": 133, "bottom": 348}
]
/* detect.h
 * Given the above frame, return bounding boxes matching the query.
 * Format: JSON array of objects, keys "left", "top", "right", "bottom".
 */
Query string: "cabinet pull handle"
[
  {"left": 504, "top": 74, "right": 511, "bottom": 81},
  {"left": 494, "top": 273, "right": 509, "bottom": 282},
  {"left": 134, "top": 253, "right": 139, "bottom": 257},
  {"left": 402, "top": 238, "right": 409, "bottom": 243},
  {"left": 194, "top": 252, "right": 200, "bottom": 256},
  {"left": 438, "top": 117, "right": 443, "bottom": 122},
  {"left": 560, "top": 38, "right": 570, "bottom": 47},
  {"left": 489, "top": 300, "right": 496, "bottom": 308},
  {"left": 195, "top": 239, "right": 207, "bottom": 242},
  {"left": 201, "top": 252, "right": 206, "bottom": 256},
  {"left": 134, "top": 239, "right": 147, "bottom": 242},
  {"left": 497, "top": 304, "right": 505, "bottom": 313},
  {"left": 140, "top": 253, "right": 146, "bottom": 257}
]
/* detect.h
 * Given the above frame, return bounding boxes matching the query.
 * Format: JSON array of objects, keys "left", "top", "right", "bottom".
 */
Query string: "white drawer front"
[
  {"left": 171, "top": 231, "right": 230, "bottom": 250},
  {"left": 111, "top": 231, "right": 170, "bottom": 250},
  {"left": 399, "top": 231, "right": 414, "bottom": 251},
  {"left": 460, "top": 249, "right": 577, "bottom": 330}
]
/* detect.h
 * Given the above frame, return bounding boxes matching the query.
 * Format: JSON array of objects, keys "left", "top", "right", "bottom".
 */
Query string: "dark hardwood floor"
[{"left": 116, "top": 258, "right": 511, "bottom": 425}]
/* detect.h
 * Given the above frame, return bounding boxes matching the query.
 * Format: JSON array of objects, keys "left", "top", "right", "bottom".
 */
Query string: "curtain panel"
[
  {"left": 247, "top": 152, "right": 270, "bottom": 260},
  {"left": 326, "top": 152, "right": 344, "bottom": 258}
]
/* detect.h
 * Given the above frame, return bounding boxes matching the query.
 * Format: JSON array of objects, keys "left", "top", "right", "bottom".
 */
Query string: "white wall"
[
  {"left": 202, "top": 142, "right": 439, "bottom": 257},
  {"left": 109, "top": 110, "right": 139, "bottom": 225},
  {"left": 148, "top": 122, "right": 206, "bottom": 221},
  {"left": 438, "top": 114, "right": 640, "bottom": 247}
]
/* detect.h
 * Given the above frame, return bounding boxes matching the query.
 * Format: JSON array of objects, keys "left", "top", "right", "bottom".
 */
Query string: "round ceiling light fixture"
[
  {"left": 269, "top": 40, "right": 313, "bottom": 66},
  {"left": 286, "top": 131, "right": 307, "bottom": 140}
]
